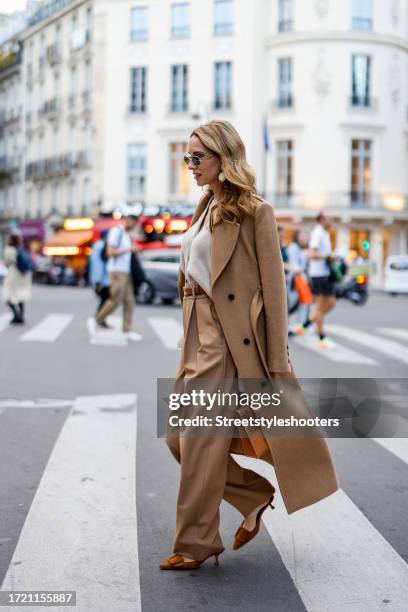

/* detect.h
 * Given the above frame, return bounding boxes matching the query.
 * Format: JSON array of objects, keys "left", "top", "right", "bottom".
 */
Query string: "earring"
[{"left": 218, "top": 171, "right": 226, "bottom": 183}]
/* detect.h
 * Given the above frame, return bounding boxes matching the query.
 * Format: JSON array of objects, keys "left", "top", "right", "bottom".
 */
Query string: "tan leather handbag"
[{"left": 229, "top": 407, "right": 272, "bottom": 461}]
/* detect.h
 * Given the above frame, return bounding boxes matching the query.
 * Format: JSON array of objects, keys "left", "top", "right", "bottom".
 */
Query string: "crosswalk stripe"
[
  {"left": 0, "top": 394, "right": 141, "bottom": 612},
  {"left": 377, "top": 327, "right": 408, "bottom": 342},
  {"left": 234, "top": 455, "right": 408, "bottom": 612},
  {"left": 21, "top": 314, "right": 73, "bottom": 343},
  {"left": 326, "top": 324, "right": 408, "bottom": 364},
  {"left": 291, "top": 335, "right": 377, "bottom": 365},
  {"left": 0, "top": 313, "right": 11, "bottom": 332},
  {"left": 87, "top": 317, "right": 128, "bottom": 347},
  {"left": 374, "top": 439, "right": 408, "bottom": 465},
  {"left": 148, "top": 316, "right": 182, "bottom": 350}
]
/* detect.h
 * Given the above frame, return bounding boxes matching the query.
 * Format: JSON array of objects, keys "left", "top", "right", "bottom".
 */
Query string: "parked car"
[
  {"left": 137, "top": 248, "right": 180, "bottom": 304},
  {"left": 384, "top": 255, "right": 408, "bottom": 295}
]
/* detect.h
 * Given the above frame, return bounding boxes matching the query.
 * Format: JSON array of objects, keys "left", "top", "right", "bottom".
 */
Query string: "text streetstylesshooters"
[{"left": 168, "top": 415, "right": 340, "bottom": 428}]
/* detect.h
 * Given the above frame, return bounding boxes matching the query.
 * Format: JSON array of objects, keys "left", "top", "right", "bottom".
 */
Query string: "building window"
[
  {"left": 351, "top": 139, "right": 372, "bottom": 204},
  {"left": 277, "top": 58, "right": 293, "bottom": 107},
  {"left": 37, "top": 187, "right": 43, "bottom": 217},
  {"left": 214, "top": 61, "right": 232, "bottom": 110},
  {"left": 351, "top": 54, "right": 371, "bottom": 107},
  {"left": 130, "top": 6, "right": 149, "bottom": 42},
  {"left": 352, "top": 0, "right": 372, "bottom": 31},
  {"left": 83, "top": 177, "right": 91, "bottom": 212},
  {"left": 130, "top": 67, "right": 147, "bottom": 113},
  {"left": 128, "top": 144, "right": 147, "bottom": 196},
  {"left": 214, "top": 0, "right": 234, "bottom": 35},
  {"left": 171, "top": 3, "right": 191, "bottom": 38},
  {"left": 169, "top": 142, "right": 188, "bottom": 196},
  {"left": 276, "top": 140, "right": 293, "bottom": 196},
  {"left": 68, "top": 180, "right": 76, "bottom": 214},
  {"left": 170, "top": 65, "right": 188, "bottom": 112},
  {"left": 52, "top": 183, "right": 59, "bottom": 213},
  {"left": 278, "top": 0, "right": 293, "bottom": 32}
]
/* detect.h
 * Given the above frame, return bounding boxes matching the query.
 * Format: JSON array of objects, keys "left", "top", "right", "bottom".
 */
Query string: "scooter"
[{"left": 335, "top": 273, "right": 368, "bottom": 305}]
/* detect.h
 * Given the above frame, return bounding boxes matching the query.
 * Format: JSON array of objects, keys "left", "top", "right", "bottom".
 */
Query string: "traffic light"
[{"left": 361, "top": 240, "right": 370, "bottom": 251}]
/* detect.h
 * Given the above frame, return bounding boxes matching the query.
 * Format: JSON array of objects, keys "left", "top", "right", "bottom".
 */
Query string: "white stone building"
[
  {"left": 1, "top": 0, "right": 407, "bottom": 285},
  {"left": 0, "top": 37, "right": 24, "bottom": 252}
]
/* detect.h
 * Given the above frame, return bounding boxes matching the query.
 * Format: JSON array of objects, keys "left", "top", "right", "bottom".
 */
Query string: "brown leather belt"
[{"left": 183, "top": 284, "right": 207, "bottom": 296}]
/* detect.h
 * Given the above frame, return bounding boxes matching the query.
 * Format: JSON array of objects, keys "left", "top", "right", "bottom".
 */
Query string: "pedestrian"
[
  {"left": 277, "top": 225, "right": 290, "bottom": 270},
  {"left": 299, "top": 212, "right": 337, "bottom": 349},
  {"left": 161, "top": 120, "right": 339, "bottom": 571},
  {"left": 89, "top": 229, "right": 110, "bottom": 314},
  {"left": 2, "top": 232, "right": 32, "bottom": 325},
  {"left": 287, "top": 230, "right": 312, "bottom": 330},
  {"left": 95, "top": 214, "right": 143, "bottom": 341}
]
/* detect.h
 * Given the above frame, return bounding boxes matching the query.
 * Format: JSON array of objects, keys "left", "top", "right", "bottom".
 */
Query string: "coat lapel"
[{"left": 211, "top": 219, "right": 240, "bottom": 287}]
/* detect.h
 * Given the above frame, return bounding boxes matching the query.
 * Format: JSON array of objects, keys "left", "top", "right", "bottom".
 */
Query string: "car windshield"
[{"left": 390, "top": 262, "right": 408, "bottom": 271}]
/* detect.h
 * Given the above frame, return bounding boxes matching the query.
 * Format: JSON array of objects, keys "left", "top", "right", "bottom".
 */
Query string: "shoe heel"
[{"left": 214, "top": 554, "right": 220, "bottom": 566}]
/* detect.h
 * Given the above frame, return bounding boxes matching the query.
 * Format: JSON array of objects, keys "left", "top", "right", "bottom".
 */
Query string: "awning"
[{"left": 43, "top": 230, "right": 93, "bottom": 256}]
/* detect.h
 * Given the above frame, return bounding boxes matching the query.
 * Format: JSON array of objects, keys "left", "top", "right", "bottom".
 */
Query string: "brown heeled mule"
[
  {"left": 160, "top": 552, "right": 221, "bottom": 570},
  {"left": 233, "top": 491, "right": 276, "bottom": 551}
]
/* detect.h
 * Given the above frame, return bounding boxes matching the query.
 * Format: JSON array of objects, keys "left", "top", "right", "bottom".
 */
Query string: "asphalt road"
[{"left": 0, "top": 286, "right": 407, "bottom": 612}]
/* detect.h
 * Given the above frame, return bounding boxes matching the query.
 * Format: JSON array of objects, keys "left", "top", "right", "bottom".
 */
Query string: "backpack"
[{"left": 16, "top": 248, "right": 33, "bottom": 274}]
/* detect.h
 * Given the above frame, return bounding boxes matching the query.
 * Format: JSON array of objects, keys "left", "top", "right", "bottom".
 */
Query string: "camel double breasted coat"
[{"left": 176, "top": 194, "right": 340, "bottom": 514}]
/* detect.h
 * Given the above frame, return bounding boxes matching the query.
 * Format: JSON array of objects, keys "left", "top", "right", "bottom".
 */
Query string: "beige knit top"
[{"left": 180, "top": 198, "right": 215, "bottom": 297}]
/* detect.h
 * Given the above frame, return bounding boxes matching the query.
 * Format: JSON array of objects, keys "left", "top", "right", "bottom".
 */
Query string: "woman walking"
[
  {"left": 161, "top": 120, "right": 339, "bottom": 571},
  {"left": 2, "top": 233, "right": 32, "bottom": 325}
]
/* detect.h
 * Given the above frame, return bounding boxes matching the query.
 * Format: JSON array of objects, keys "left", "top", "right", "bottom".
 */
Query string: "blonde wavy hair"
[{"left": 190, "top": 120, "right": 259, "bottom": 228}]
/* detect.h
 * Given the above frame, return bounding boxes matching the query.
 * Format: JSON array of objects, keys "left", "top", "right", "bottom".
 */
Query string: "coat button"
[
  {"left": 228, "top": 293, "right": 235, "bottom": 301},
  {"left": 243, "top": 338, "right": 250, "bottom": 345}
]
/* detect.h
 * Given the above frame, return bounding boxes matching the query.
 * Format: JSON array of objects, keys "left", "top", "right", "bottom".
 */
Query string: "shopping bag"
[{"left": 294, "top": 274, "right": 313, "bottom": 305}]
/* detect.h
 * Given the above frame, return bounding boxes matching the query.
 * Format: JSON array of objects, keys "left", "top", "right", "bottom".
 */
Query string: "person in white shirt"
[
  {"left": 299, "top": 212, "right": 337, "bottom": 349},
  {"left": 95, "top": 213, "right": 143, "bottom": 341}
]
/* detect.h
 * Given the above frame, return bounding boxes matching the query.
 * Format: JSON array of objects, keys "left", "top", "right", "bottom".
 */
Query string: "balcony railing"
[
  {"left": 0, "top": 155, "right": 20, "bottom": 176},
  {"left": 47, "top": 43, "right": 62, "bottom": 65},
  {"left": 0, "top": 107, "right": 22, "bottom": 126},
  {"left": 25, "top": 151, "right": 92, "bottom": 180},
  {"left": 38, "top": 98, "right": 60, "bottom": 119},
  {"left": 266, "top": 191, "right": 408, "bottom": 213}
]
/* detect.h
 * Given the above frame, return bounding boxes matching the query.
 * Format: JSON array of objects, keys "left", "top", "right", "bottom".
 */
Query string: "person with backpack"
[
  {"left": 89, "top": 229, "right": 110, "bottom": 314},
  {"left": 94, "top": 214, "right": 144, "bottom": 341},
  {"left": 2, "top": 232, "right": 33, "bottom": 325}
]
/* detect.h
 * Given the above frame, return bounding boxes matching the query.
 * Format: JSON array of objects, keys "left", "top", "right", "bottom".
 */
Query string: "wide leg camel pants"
[{"left": 166, "top": 292, "right": 275, "bottom": 562}]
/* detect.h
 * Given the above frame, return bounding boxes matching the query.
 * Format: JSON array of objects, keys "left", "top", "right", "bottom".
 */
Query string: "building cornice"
[
  {"left": 20, "top": 0, "right": 88, "bottom": 41},
  {"left": 265, "top": 31, "right": 408, "bottom": 54}
]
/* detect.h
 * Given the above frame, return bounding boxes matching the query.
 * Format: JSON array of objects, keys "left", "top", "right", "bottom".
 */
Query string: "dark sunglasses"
[{"left": 183, "top": 153, "right": 215, "bottom": 166}]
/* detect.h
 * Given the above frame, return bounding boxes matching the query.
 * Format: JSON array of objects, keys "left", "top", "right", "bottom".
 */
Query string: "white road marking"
[
  {"left": 21, "top": 314, "right": 73, "bottom": 343},
  {"left": 87, "top": 317, "right": 128, "bottom": 347},
  {"left": 374, "top": 439, "right": 408, "bottom": 465},
  {"left": 1, "top": 394, "right": 141, "bottom": 612},
  {"left": 0, "top": 313, "right": 11, "bottom": 332},
  {"left": 326, "top": 324, "right": 408, "bottom": 365},
  {"left": 0, "top": 399, "right": 73, "bottom": 409},
  {"left": 377, "top": 327, "right": 408, "bottom": 342},
  {"left": 292, "top": 335, "right": 377, "bottom": 365},
  {"left": 148, "top": 316, "right": 183, "bottom": 350},
  {"left": 234, "top": 455, "right": 408, "bottom": 612}
]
